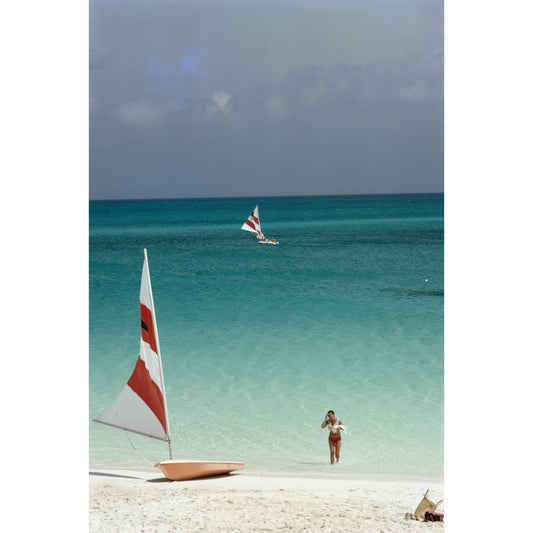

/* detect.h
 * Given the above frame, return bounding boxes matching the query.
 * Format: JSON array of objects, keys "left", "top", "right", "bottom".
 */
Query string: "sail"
[
  {"left": 94, "top": 249, "right": 170, "bottom": 443},
  {"left": 241, "top": 205, "right": 263, "bottom": 238}
]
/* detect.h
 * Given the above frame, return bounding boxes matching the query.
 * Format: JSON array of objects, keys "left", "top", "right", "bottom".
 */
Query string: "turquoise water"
[{"left": 89, "top": 194, "right": 443, "bottom": 479}]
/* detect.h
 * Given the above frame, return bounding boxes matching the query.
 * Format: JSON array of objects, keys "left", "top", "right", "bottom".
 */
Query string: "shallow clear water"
[{"left": 89, "top": 194, "right": 443, "bottom": 479}]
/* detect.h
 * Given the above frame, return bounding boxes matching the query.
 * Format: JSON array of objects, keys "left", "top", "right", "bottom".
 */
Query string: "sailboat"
[
  {"left": 93, "top": 248, "right": 244, "bottom": 481},
  {"left": 241, "top": 205, "right": 278, "bottom": 244}
]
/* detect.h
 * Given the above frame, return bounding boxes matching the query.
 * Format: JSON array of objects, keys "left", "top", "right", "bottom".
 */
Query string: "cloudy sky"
[{"left": 89, "top": 0, "right": 443, "bottom": 200}]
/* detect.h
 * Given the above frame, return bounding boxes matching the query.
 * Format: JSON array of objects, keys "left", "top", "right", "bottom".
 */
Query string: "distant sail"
[
  {"left": 241, "top": 205, "right": 263, "bottom": 238},
  {"left": 94, "top": 249, "right": 170, "bottom": 443}
]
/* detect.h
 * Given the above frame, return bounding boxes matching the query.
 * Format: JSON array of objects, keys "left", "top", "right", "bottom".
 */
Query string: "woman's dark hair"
[{"left": 327, "top": 410, "right": 335, "bottom": 415}]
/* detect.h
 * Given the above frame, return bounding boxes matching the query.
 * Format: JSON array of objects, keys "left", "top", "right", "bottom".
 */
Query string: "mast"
[{"left": 143, "top": 248, "right": 173, "bottom": 459}]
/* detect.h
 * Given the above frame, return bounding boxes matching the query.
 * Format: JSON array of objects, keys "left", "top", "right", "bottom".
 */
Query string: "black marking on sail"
[{"left": 140, "top": 303, "right": 158, "bottom": 353}]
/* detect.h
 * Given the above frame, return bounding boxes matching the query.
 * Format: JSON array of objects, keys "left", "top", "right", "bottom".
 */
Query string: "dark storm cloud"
[{"left": 90, "top": 0, "right": 443, "bottom": 199}]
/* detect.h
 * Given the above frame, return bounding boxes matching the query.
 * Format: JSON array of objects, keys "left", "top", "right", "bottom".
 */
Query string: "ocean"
[{"left": 89, "top": 194, "right": 443, "bottom": 480}]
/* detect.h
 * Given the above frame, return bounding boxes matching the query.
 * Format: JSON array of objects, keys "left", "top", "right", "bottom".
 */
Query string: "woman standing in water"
[{"left": 321, "top": 410, "right": 346, "bottom": 464}]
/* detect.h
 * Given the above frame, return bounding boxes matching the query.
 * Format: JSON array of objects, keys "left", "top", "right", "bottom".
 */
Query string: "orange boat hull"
[{"left": 157, "top": 460, "right": 245, "bottom": 481}]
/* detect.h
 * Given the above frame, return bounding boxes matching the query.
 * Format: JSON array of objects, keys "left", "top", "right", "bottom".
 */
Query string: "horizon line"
[{"left": 89, "top": 191, "right": 444, "bottom": 202}]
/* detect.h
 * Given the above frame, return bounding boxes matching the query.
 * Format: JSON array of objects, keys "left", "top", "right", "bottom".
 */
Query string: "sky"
[{"left": 89, "top": 0, "right": 443, "bottom": 200}]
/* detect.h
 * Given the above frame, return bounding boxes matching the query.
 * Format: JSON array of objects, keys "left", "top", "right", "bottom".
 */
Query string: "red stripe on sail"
[
  {"left": 245, "top": 219, "right": 256, "bottom": 231},
  {"left": 127, "top": 356, "right": 167, "bottom": 433},
  {"left": 140, "top": 303, "right": 158, "bottom": 354}
]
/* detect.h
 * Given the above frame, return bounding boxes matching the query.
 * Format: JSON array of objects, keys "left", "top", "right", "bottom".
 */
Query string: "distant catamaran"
[
  {"left": 93, "top": 249, "right": 244, "bottom": 481},
  {"left": 241, "top": 205, "right": 278, "bottom": 244}
]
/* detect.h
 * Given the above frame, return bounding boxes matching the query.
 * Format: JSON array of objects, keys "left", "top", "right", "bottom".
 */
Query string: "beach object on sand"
[
  {"left": 93, "top": 248, "right": 244, "bottom": 481},
  {"left": 241, "top": 205, "right": 279, "bottom": 244},
  {"left": 413, "top": 489, "right": 443, "bottom": 521},
  {"left": 424, "top": 511, "right": 444, "bottom": 522}
]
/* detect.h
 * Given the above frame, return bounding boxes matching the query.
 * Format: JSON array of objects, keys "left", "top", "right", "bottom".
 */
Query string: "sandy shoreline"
[{"left": 89, "top": 469, "right": 444, "bottom": 532}]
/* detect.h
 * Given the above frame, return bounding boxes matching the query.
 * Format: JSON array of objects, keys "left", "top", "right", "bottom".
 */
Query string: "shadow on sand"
[
  {"left": 146, "top": 473, "right": 236, "bottom": 483},
  {"left": 89, "top": 470, "right": 238, "bottom": 483},
  {"left": 89, "top": 471, "right": 148, "bottom": 480}
]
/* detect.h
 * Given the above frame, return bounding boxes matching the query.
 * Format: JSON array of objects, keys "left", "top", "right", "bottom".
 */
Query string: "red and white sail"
[
  {"left": 94, "top": 249, "right": 170, "bottom": 444},
  {"left": 241, "top": 205, "right": 263, "bottom": 238}
]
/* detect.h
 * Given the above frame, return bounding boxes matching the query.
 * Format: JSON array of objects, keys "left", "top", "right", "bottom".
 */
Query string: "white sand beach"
[{"left": 89, "top": 469, "right": 444, "bottom": 532}]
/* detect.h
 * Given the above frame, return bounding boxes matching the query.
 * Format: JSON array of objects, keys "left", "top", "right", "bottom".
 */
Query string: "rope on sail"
[{"left": 123, "top": 430, "right": 160, "bottom": 468}]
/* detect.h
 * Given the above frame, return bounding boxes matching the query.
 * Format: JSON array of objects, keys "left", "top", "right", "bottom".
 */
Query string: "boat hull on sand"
[{"left": 157, "top": 460, "right": 245, "bottom": 481}]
